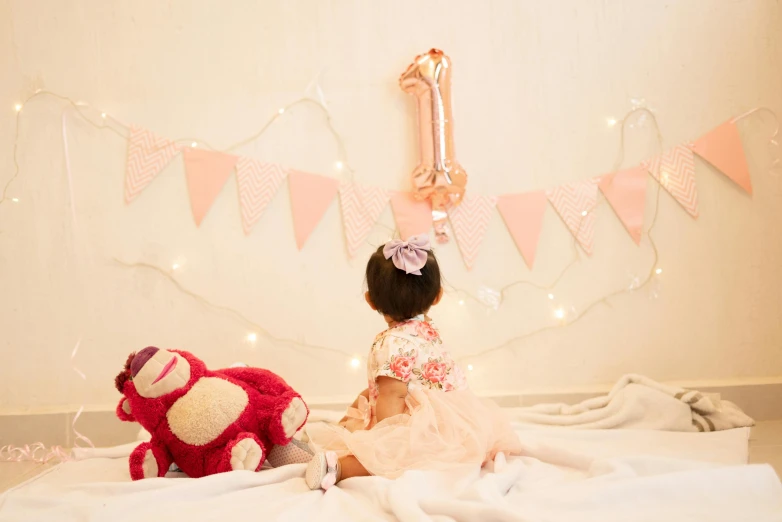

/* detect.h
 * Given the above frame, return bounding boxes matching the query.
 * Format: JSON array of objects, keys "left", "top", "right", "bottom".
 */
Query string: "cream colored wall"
[{"left": 1, "top": 0, "right": 781, "bottom": 415}]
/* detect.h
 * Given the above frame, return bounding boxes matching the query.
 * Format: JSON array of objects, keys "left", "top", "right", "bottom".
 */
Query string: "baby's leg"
[
  {"left": 305, "top": 452, "right": 369, "bottom": 489},
  {"left": 338, "top": 455, "right": 369, "bottom": 480}
]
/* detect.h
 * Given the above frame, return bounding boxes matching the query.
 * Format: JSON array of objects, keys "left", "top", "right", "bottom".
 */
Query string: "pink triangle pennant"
[
  {"left": 643, "top": 144, "right": 699, "bottom": 218},
  {"left": 339, "top": 183, "right": 390, "bottom": 258},
  {"left": 124, "top": 125, "right": 181, "bottom": 203},
  {"left": 598, "top": 166, "right": 648, "bottom": 245},
  {"left": 449, "top": 195, "right": 497, "bottom": 270},
  {"left": 689, "top": 120, "right": 752, "bottom": 194},
  {"left": 496, "top": 191, "right": 547, "bottom": 269},
  {"left": 183, "top": 148, "right": 239, "bottom": 226},
  {"left": 390, "top": 192, "right": 433, "bottom": 239},
  {"left": 288, "top": 170, "right": 340, "bottom": 250},
  {"left": 235, "top": 158, "right": 288, "bottom": 235},
  {"left": 546, "top": 179, "right": 599, "bottom": 255}
]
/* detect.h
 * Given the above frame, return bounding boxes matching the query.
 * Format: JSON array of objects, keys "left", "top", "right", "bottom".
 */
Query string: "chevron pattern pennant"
[
  {"left": 449, "top": 195, "right": 497, "bottom": 270},
  {"left": 546, "top": 179, "right": 599, "bottom": 255},
  {"left": 124, "top": 125, "right": 181, "bottom": 204},
  {"left": 643, "top": 144, "right": 699, "bottom": 218},
  {"left": 339, "top": 182, "right": 389, "bottom": 258},
  {"left": 235, "top": 158, "right": 288, "bottom": 235}
]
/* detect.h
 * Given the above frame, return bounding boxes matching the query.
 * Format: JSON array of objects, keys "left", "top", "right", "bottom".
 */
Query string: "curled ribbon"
[
  {"left": 0, "top": 443, "right": 71, "bottom": 464},
  {"left": 0, "top": 407, "right": 94, "bottom": 464}
]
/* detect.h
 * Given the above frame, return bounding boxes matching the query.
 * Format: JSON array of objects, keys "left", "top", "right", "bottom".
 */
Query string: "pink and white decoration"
[
  {"left": 123, "top": 116, "right": 753, "bottom": 269},
  {"left": 339, "top": 183, "right": 390, "bottom": 258},
  {"left": 448, "top": 195, "right": 497, "bottom": 270},
  {"left": 599, "top": 166, "right": 648, "bottom": 245},
  {"left": 182, "top": 148, "right": 238, "bottom": 227},
  {"left": 496, "top": 191, "right": 548, "bottom": 269},
  {"left": 288, "top": 170, "right": 340, "bottom": 250},
  {"left": 124, "top": 126, "right": 181, "bottom": 204},
  {"left": 235, "top": 158, "right": 288, "bottom": 235},
  {"left": 389, "top": 192, "right": 434, "bottom": 240},
  {"left": 689, "top": 120, "right": 753, "bottom": 194},
  {"left": 546, "top": 179, "right": 599, "bottom": 255},
  {"left": 643, "top": 144, "right": 699, "bottom": 218}
]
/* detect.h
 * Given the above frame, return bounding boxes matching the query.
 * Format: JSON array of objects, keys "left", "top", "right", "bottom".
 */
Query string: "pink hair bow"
[
  {"left": 383, "top": 235, "right": 431, "bottom": 275},
  {"left": 320, "top": 451, "right": 339, "bottom": 490}
]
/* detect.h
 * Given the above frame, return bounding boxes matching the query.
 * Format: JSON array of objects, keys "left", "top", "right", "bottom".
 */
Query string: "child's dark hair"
[{"left": 365, "top": 245, "right": 442, "bottom": 322}]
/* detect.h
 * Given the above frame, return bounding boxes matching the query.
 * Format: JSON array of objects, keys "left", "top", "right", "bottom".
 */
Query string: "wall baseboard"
[{"left": 2, "top": 382, "right": 779, "bottom": 449}]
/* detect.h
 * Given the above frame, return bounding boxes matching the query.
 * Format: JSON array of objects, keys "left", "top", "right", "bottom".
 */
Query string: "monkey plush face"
[{"left": 130, "top": 347, "right": 191, "bottom": 398}]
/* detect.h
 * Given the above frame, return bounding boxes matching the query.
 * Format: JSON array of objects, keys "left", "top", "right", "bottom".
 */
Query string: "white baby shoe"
[{"left": 305, "top": 451, "right": 339, "bottom": 490}]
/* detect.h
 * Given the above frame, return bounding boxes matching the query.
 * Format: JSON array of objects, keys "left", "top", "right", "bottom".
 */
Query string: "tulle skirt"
[{"left": 305, "top": 387, "right": 522, "bottom": 479}]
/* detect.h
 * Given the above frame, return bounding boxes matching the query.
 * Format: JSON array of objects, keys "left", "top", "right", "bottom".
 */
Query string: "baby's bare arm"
[{"left": 374, "top": 377, "right": 408, "bottom": 424}]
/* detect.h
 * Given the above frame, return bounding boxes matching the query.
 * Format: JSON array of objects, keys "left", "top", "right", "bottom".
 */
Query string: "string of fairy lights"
[{"left": 2, "top": 86, "right": 779, "bottom": 380}]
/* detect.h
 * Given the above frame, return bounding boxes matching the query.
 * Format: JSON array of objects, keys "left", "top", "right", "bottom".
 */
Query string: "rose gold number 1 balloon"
[{"left": 400, "top": 49, "right": 468, "bottom": 243}]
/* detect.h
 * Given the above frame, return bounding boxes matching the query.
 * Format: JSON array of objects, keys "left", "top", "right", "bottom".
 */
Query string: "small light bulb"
[
  {"left": 101, "top": 112, "right": 106, "bottom": 119},
  {"left": 350, "top": 358, "right": 360, "bottom": 368},
  {"left": 247, "top": 333, "right": 257, "bottom": 343},
  {"left": 191, "top": 142, "right": 197, "bottom": 148},
  {"left": 607, "top": 118, "right": 617, "bottom": 127},
  {"left": 11, "top": 197, "right": 19, "bottom": 203},
  {"left": 467, "top": 364, "right": 474, "bottom": 371},
  {"left": 554, "top": 308, "right": 565, "bottom": 320},
  {"left": 14, "top": 104, "right": 22, "bottom": 112},
  {"left": 547, "top": 293, "right": 555, "bottom": 300},
  {"left": 458, "top": 299, "right": 465, "bottom": 305},
  {"left": 171, "top": 263, "right": 180, "bottom": 270},
  {"left": 581, "top": 210, "right": 588, "bottom": 216},
  {"left": 278, "top": 107, "right": 285, "bottom": 114},
  {"left": 655, "top": 268, "right": 662, "bottom": 275},
  {"left": 335, "top": 161, "right": 343, "bottom": 171}
]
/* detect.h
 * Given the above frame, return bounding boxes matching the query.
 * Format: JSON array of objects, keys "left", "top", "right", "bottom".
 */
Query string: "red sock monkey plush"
[{"left": 115, "top": 347, "right": 309, "bottom": 480}]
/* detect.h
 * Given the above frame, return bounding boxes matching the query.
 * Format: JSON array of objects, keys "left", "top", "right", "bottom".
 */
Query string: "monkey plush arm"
[
  {"left": 217, "top": 367, "right": 297, "bottom": 397},
  {"left": 129, "top": 439, "right": 173, "bottom": 480},
  {"left": 116, "top": 396, "right": 136, "bottom": 422}
]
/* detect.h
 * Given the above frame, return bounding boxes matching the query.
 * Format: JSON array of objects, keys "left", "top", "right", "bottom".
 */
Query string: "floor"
[{"left": 2, "top": 421, "right": 782, "bottom": 494}]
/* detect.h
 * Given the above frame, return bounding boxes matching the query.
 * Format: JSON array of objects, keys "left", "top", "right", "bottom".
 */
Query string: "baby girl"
[{"left": 304, "top": 235, "right": 521, "bottom": 488}]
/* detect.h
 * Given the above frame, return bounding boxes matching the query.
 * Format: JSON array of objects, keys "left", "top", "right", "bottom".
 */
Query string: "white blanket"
[
  {"left": 504, "top": 374, "right": 755, "bottom": 431},
  {"left": 2, "top": 426, "right": 780, "bottom": 522}
]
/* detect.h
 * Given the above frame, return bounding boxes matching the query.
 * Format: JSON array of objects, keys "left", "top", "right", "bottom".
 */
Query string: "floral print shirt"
[{"left": 367, "top": 316, "right": 468, "bottom": 412}]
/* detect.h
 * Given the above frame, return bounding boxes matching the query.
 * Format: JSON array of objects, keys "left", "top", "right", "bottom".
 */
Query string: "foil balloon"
[{"left": 399, "top": 49, "right": 467, "bottom": 243}]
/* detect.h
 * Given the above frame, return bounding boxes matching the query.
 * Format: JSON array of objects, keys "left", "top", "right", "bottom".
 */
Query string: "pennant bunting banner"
[
  {"left": 288, "top": 170, "right": 340, "bottom": 250},
  {"left": 235, "top": 158, "right": 288, "bottom": 235},
  {"left": 496, "top": 191, "right": 548, "bottom": 269},
  {"left": 599, "top": 166, "right": 648, "bottom": 245},
  {"left": 124, "top": 125, "right": 181, "bottom": 203},
  {"left": 182, "top": 148, "right": 238, "bottom": 226},
  {"left": 644, "top": 144, "right": 699, "bottom": 218},
  {"left": 449, "top": 195, "right": 497, "bottom": 270},
  {"left": 546, "top": 179, "right": 599, "bottom": 255},
  {"left": 390, "top": 192, "right": 433, "bottom": 239},
  {"left": 118, "top": 110, "right": 756, "bottom": 267},
  {"left": 689, "top": 120, "right": 752, "bottom": 194},
  {"left": 339, "top": 182, "right": 390, "bottom": 258}
]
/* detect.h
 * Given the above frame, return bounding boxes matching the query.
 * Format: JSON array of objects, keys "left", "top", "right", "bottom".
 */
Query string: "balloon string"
[
  {"left": 61, "top": 110, "right": 79, "bottom": 234},
  {"left": 70, "top": 406, "right": 94, "bottom": 450}
]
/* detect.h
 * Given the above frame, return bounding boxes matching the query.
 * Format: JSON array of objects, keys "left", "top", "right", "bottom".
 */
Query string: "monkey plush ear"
[{"left": 116, "top": 396, "right": 136, "bottom": 422}]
